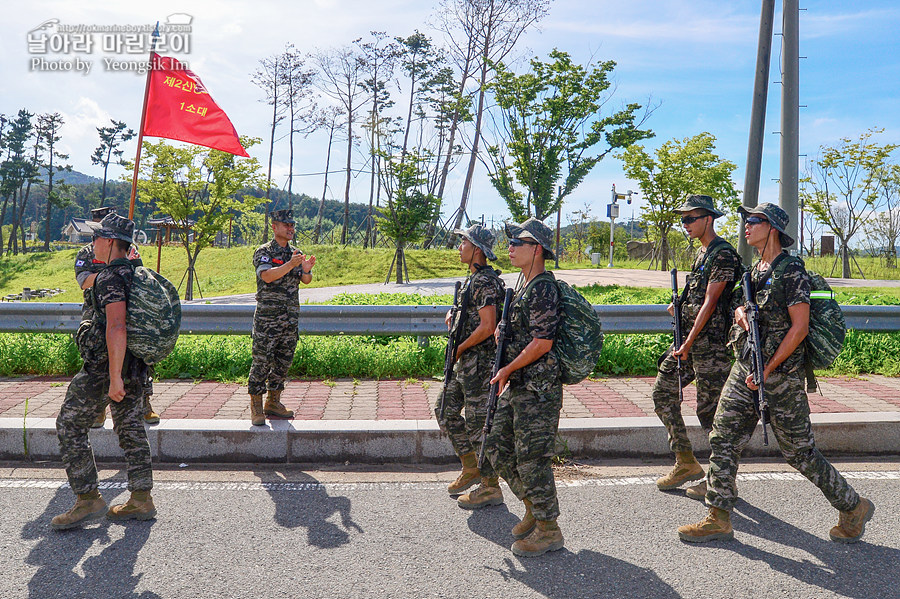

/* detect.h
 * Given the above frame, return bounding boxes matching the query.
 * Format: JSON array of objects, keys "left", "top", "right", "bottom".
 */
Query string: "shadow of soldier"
[
  {"left": 465, "top": 501, "right": 681, "bottom": 599},
  {"left": 22, "top": 481, "right": 160, "bottom": 599},
  {"left": 707, "top": 499, "right": 900, "bottom": 599},
  {"left": 253, "top": 469, "right": 363, "bottom": 550}
]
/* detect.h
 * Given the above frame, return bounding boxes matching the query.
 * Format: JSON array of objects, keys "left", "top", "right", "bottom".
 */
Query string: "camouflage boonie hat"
[
  {"left": 90, "top": 206, "right": 116, "bottom": 221},
  {"left": 738, "top": 202, "right": 795, "bottom": 248},
  {"left": 674, "top": 194, "right": 724, "bottom": 218},
  {"left": 94, "top": 213, "right": 135, "bottom": 243},
  {"left": 271, "top": 209, "right": 295, "bottom": 224},
  {"left": 453, "top": 224, "right": 497, "bottom": 261},
  {"left": 505, "top": 217, "right": 555, "bottom": 260}
]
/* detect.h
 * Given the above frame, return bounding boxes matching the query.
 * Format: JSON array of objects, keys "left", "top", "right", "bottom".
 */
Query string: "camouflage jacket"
[
  {"left": 74, "top": 244, "right": 106, "bottom": 320},
  {"left": 454, "top": 265, "right": 504, "bottom": 373},
  {"left": 731, "top": 252, "right": 810, "bottom": 374},
  {"left": 77, "top": 260, "right": 135, "bottom": 365},
  {"left": 504, "top": 271, "right": 560, "bottom": 394},
  {"left": 681, "top": 237, "right": 742, "bottom": 340},
  {"left": 253, "top": 239, "right": 303, "bottom": 309}
]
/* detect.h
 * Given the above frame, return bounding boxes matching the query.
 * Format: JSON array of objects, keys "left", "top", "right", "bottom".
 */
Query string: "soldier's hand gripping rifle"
[
  {"left": 477, "top": 288, "right": 514, "bottom": 470},
  {"left": 742, "top": 271, "right": 769, "bottom": 445},
  {"left": 670, "top": 269, "right": 685, "bottom": 406},
  {"left": 438, "top": 281, "right": 469, "bottom": 419}
]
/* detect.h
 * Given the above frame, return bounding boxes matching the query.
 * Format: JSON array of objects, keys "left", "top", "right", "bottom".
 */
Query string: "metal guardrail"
[{"left": 1, "top": 302, "right": 898, "bottom": 335}]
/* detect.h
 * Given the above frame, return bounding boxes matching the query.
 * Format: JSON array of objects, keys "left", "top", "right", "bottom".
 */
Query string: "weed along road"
[{"left": 2, "top": 461, "right": 899, "bottom": 598}]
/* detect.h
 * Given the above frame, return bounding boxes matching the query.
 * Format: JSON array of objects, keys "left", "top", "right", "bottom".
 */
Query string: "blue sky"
[{"left": 2, "top": 0, "right": 898, "bottom": 228}]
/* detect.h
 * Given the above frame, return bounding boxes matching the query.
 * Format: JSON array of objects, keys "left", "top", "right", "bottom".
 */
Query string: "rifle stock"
[
  {"left": 670, "top": 269, "right": 685, "bottom": 405},
  {"left": 742, "top": 271, "right": 769, "bottom": 445},
  {"left": 477, "top": 288, "right": 514, "bottom": 470}
]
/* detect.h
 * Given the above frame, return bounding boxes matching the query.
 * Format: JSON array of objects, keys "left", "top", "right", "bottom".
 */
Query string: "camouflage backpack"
[{"left": 524, "top": 273, "right": 604, "bottom": 385}]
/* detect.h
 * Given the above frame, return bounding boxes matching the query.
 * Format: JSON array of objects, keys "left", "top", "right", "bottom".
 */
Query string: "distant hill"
[{"left": 38, "top": 168, "right": 102, "bottom": 185}]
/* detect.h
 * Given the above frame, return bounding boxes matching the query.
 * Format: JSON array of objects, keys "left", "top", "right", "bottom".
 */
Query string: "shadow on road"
[
  {"left": 253, "top": 469, "right": 363, "bottom": 549},
  {"left": 22, "top": 480, "right": 160, "bottom": 599}
]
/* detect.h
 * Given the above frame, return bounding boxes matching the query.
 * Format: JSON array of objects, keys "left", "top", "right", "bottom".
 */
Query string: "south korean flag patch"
[
  {"left": 259, "top": 255, "right": 270, "bottom": 263},
  {"left": 75, "top": 260, "right": 86, "bottom": 267}
]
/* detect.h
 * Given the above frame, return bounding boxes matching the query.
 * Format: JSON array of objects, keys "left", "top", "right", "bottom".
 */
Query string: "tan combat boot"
[
  {"left": 51, "top": 489, "right": 107, "bottom": 530},
  {"left": 685, "top": 480, "right": 707, "bottom": 501},
  {"left": 107, "top": 490, "right": 157, "bottom": 521},
  {"left": 656, "top": 451, "right": 704, "bottom": 490},
  {"left": 264, "top": 389, "right": 294, "bottom": 419},
  {"left": 512, "top": 498, "right": 536, "bottom": 540},
  {"left": 457, "top": 477, "right": 504, "bottom": 509},
  {"left": 250, "top": 394, "right": 265, "bottom": 426},
  {"left": 90, "top": 407, "right": 106, "bottom": 429},
  {"left": 511, "top": 519, "right": 564, "bottom": 557},
  {"left": 143, "top": 399, "right": 160, "bottom": 424},
  {"left": 678, "top": 506, "right": 734, "bottom": 542},
  {"left": 447, "top": 452, "right": 480, "bottom": 495},
  {"left": 830, "top": 497, "right": 875, "bottom": 543}
]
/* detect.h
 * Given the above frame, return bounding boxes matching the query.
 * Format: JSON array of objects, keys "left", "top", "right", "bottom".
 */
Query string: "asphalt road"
[{"left": 2, "top": 461, "right": 898, "bottom": 599}]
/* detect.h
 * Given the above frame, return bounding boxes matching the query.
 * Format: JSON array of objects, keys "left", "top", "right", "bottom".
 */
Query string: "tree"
[
  {"left": 91, "top": 119, "right": 135, "bottom": 203},
  {"left": 0, "top": 110, "right": 38, "bottom": 256},
  {"left": 377, "top": 152, "right": 440, "bottom": 283},
  {"left": 620, "top": 132, "right": 739, "bottom": 271},
  {"left": 37, "top": 112, "right": 73, "bottom": 250},
  {"left": 251, "top": 51, "right": 288, "bottom": 241},
  {"left": 863, "top": 163, "right": 900, "bottom": 268},
  {"left": 312, "top": 106, "right": 345, "bottom": 244},
  {"left": 135, "top": 138, "right": 268, "bottom": 300},
  {"left": 801, "top": 129, "right": 898, "bottom": 278},
  {"left": 484, "top": 49, "right": 654, "bottom": 222},
  {"left": 279, "top": 44, "right": 318, "bottom": 211}
]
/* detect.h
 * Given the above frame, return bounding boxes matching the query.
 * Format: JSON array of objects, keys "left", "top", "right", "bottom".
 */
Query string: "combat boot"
[
  {"left": 457, "top": 477, "right": 504, "bottom": 509},
  {"left": 511, "top": 519, "right": 564, "bottom": 557},
  {"left": 512, "top": 498, "right": 536, "bottom": 540},
  {"left": 447, "top": 452, "right": 480, "bottom": 495},
  {"left": 264, "top": 389, "right": 294, "bottom": 419},
  {"left": 685, "top": 480, "right": 707, "bottom": 502},
  {"left": 656, "top": 451, "right": 704, "bottom": 490},
  {"left": 90, "top": 407, "right": 106, "bottom": 429},
  {"left": 678, "top": 506, "right": 733, "bottom": 542},
  {"left": 107, "top": 490, "right": 157, "bottom": 521},
  {"left": 51, "top": 489, "right": 107, "bottom": 530},
  {"left": 249, "top": 394, "right": 265, "bottom": 426},
  {"left": 830, "top": 497, "right": 875, "bottom": 543},
  {"left": 143, "top": 399, "right": 160, "bottom": 424}
]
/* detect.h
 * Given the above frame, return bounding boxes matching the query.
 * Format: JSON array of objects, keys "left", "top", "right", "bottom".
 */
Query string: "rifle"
[
  {"left": 670, "top": 269, "right": 685, "bottom": 406},
  {"left": 742, "top": 271, "right": 769, "bottom": 445},
  {"left": 438, "top": 281, "right": 469, "bottom": 419},
  {"left": 477, "top": 288, "right": 514, "bottom": 470}
]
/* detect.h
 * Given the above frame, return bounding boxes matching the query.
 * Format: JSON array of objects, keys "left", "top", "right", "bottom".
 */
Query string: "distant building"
[{"left": 60, "top": 218, "right": 98, "bottom": 244}]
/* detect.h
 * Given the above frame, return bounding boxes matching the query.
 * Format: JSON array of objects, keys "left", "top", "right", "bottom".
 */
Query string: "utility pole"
[
  {"left": 608, "top": 184, "right": 634, "bottom": 268},
  {"left": 780, "top": 0, "right": 800, "bottom": 250}
]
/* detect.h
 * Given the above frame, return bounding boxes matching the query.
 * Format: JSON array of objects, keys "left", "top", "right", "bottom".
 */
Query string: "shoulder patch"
[
  {"left": 260, "top": 255, "right": 270, "bottom": 263},
  {"left": 75, "top": 260, "right": 85, "bottom": 267}
]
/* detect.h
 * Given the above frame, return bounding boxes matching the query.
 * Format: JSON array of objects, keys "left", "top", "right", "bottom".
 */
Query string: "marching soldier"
[
  {"left": 435, "top": 225, "right": 506, "bottom": 508},
  {"left": 247, "top": 209, "right": 315, "bottom": 425},
  {"left": 678, "top": 203, "right": 875, "bottom": 543},
  {"left": 53, "top": 214, "right": 156, "bottom": 529},
  {"left": 652, "top": 195, "right": 741, "bottom": 498},
  {"left": 485, "top": 218, "right": 564, "bottom": 557}
]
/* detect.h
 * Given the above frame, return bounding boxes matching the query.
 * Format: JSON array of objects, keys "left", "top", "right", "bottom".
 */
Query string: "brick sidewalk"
[{"left": 3, "top": 375, "right": 900, "bottom": 422}]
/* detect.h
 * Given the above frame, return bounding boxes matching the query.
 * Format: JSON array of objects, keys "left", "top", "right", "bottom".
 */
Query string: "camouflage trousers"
[
  {"left": 56, "top": 361, "right": 153, "bottom": 495},
  {"left": 485, "top": 383, "right": 563, "bottom": 521},
  {"left": 248, "top": 307, "right": 299, "bottom": 396},
  {"left": 706, "top": 361, "right": 860, "bottom": 513},
  {"left": 434, "top": 361, "right": 496, "bottom": 478},
  {"left": 651, "top": 334, "right": 731, "bottom": 453}
]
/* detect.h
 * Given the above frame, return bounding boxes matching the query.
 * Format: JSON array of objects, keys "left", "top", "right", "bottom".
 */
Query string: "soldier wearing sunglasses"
[{"left": 652, "top": 195, "right": 742, "bottom": 499}]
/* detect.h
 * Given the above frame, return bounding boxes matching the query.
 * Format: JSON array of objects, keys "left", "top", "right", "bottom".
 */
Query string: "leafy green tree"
[
  {"left": 91, "top": 119, "right": 135, "bottom": 203},
  {"left": 620, "top": 132, "right": 738, "bottom": 270},
  {"left": 135, "top": 137, "right": 267, "bottom": 299},
  {"left": 0, "top": 110, "right": 39, "bottom": 256},
  {"left": 485, "top": 49, "right": 653, "bottom": 222},
  {"left": 37, "top": 112, "right": 73, "bottom": 250},
  {"left": 801, "top": 128, "right": 898, "bottom": 278}
]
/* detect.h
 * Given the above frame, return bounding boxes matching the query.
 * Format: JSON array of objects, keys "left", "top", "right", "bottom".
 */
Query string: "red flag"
[{"left": 142, "top": 53, "right": 249, "bottom": 157}]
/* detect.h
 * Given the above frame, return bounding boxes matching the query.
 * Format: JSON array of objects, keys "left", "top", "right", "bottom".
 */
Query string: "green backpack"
[{"left": 524, "top": 273, "right": 604, "bottom": 385}]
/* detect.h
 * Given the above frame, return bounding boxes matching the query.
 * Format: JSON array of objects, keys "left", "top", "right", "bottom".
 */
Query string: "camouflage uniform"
[
  {"left": 652, "top": 237, "right": 741, "bottom": 451},
  {"left": 435, "top": 265, "right": 504, "bottom": 477},
  {"left": 485, "top": 271, "right": 562, "bottom": 521},
  {"left": 706, "top": 253, "right": 860, "bottom": 513},
  {"left": 57, "top": 260, "right": 153, "bottom": 495},
  {"left": 248, "top": 238, "right": 304, "bottom": 395}
]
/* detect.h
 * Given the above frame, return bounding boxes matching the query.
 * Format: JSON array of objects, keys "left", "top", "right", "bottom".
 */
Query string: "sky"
[{"left": 2, "top": 0, "right": 899, "bottom": 230}]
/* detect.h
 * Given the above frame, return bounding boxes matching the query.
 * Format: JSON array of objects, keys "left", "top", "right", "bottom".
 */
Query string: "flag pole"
[{"left": 128, "top": 21, "right": 160, "bottom": 220}]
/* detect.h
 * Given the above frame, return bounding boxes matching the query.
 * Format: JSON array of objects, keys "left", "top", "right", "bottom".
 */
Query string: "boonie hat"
[
  {"left": 505, "top": 217, "right": 555, "bottom": 260},
  {"left": 674, "top": 194, "right": 724, "bottom": 218},
  {"left": 271, "top": 209, "right": 295, "bottom": 224},
  {"left": 94, "top": 213, "right": 135, "bottom": 244},
  {"left": 738, "top": 202, "right": 795, "bottom": 248},
  {"left": 453, "top": 224, "right": 497, "bottom": 261}
]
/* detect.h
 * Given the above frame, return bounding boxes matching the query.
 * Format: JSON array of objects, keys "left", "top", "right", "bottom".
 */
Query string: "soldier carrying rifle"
[{"left": 435, "top": 225, "right": 505, "bottom": 507}]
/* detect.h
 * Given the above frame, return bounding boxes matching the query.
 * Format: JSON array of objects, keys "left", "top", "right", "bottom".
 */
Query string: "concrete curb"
[{"left": 3, "top": 413, "right": 899, "bottom": 464}]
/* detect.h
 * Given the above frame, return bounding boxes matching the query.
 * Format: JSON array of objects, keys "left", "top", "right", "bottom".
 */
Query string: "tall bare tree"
[
  {"left": 313, "top": 106, "right": 345, "bottom": 244},
  {"left": 252, "top": 51, "right": 288, "bottom": 240},
  {"left": 279, "top": 44, "right": 318, "bottom": 211},
  {"left": 865, "top": 164, "right": 900, "bottom": 267}
]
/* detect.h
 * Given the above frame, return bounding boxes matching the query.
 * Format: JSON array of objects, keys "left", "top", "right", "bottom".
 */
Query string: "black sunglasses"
[
  {"left": 680, "top": 215, "right": 708, "bottom": 225},
  {"left": 745, "top": 216, "right": 769, "bottom": 225},
  {"left": 508, "top": 238, "right": 539, "bottom": 247}
]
